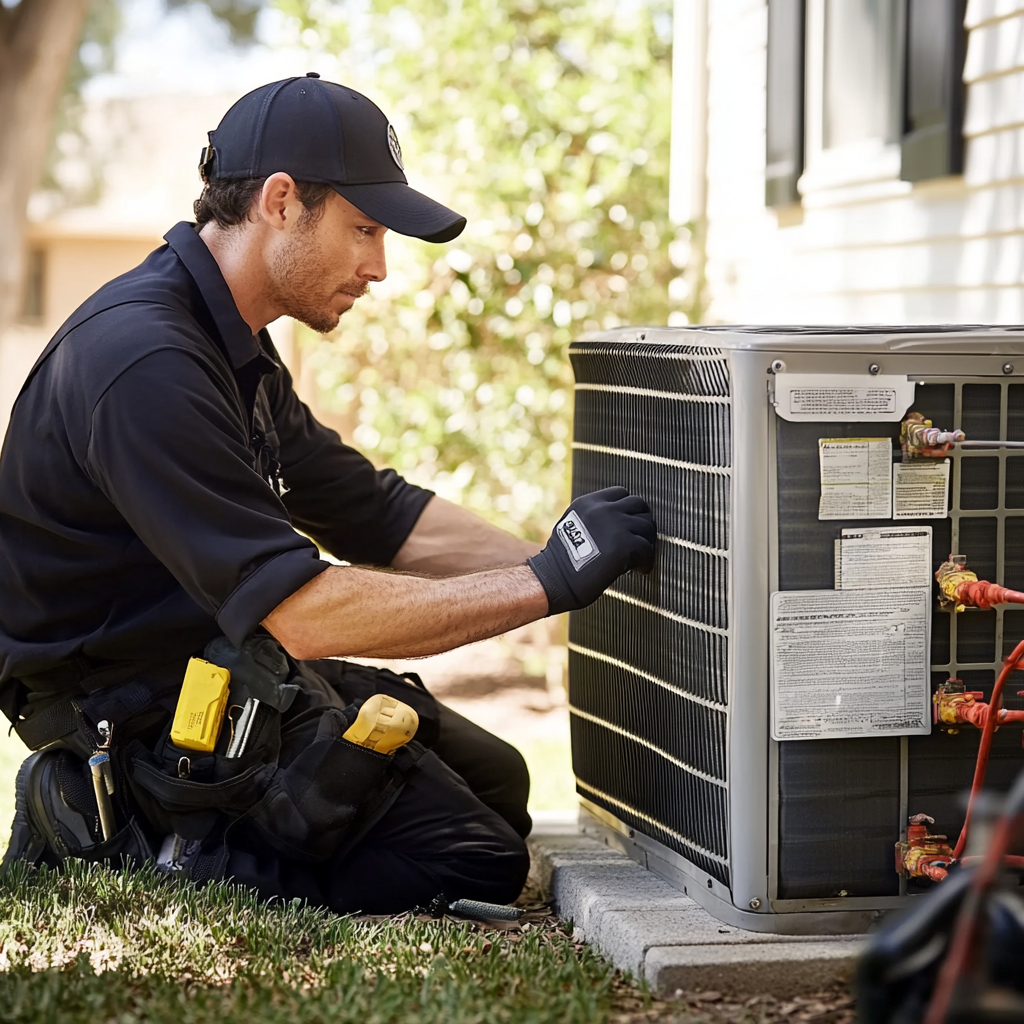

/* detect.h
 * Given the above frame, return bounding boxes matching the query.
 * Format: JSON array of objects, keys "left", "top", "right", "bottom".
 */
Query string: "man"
[{"left": 0, "top": 76, "right": 655, "bottom": 912}]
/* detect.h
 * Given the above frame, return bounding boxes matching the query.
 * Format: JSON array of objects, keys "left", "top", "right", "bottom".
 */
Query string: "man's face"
[{"left": 266, "top": 191, "right": 388, "bottom": 334}]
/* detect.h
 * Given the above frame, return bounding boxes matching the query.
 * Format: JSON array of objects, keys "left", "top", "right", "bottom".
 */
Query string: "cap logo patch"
[
  {"left": 387, "top": 124, "right": 404, "bottom": 170},
  {"left": 555, "top": 512, "right": 600, "bottom": 571}
]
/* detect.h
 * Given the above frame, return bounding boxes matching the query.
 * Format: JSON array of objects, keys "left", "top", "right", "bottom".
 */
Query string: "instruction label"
[
  {"left": 892, "top": 461, "right": 950, "bottom": 519},
  {"left": 818, "top": 438, "right": 893, "bottom": 520},
  {"left": 835, "top": 527, "right": 933, "bottom": 590},
  {"left": 770, "top": 588, "right": 931, "bottom": 741},
  {"left": 774, "top": 373, "right": 916, "bottom": 422}
]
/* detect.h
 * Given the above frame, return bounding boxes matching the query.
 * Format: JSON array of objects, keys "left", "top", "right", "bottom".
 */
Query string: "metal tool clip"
[{"left": 226, "top": 698, "right": 260, "bottom": 758}]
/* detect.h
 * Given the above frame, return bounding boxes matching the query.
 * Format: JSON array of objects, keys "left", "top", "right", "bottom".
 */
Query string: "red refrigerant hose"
[{"left": 952, "top": 638, "right": 1024, "bottom": 862}]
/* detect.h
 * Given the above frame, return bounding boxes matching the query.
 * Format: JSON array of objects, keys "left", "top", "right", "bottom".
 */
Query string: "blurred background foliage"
[{"left": 277, "top": 0, "right": 700, "bottom": 539}]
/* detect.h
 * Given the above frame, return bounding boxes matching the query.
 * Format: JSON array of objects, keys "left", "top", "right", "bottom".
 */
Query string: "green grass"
[{"left": 0, "top": 861, "right": 626, "bottom": 1024}]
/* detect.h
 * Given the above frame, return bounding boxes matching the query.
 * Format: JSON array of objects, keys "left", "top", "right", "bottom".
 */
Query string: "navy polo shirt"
[{"left": 0, "top": 222, "right": 432, "bottom": 709}]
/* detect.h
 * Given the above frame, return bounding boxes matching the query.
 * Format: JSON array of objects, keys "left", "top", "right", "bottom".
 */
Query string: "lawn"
[{"left": 0, "top": 860, "right": 629, "bottom": 1024}]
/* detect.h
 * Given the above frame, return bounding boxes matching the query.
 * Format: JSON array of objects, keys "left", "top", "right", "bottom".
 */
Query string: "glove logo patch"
[{"left": 556, "top": 512, "right": 600, "bottom": 571}]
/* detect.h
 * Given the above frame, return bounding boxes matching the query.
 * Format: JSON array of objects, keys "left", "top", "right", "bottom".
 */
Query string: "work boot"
[
  {"left": 342, "top": 694, "right": 419, "bottom": 754},
  {"left": 1, "top": 749, "right": 101, "bottom": 872}
]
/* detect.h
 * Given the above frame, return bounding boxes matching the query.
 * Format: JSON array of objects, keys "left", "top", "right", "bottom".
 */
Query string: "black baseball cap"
[{"left": 201, "top": 74, "right": 466, "bottom": 244}]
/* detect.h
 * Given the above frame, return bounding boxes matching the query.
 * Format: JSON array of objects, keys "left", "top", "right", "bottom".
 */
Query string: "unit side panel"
[{"left": 568, "top": 342, "right": 732, "bottom": 887}]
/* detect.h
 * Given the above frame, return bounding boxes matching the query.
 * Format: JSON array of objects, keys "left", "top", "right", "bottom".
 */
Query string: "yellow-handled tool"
[{"left": 343, "top": 694, "right": 419, "bottom": 754}]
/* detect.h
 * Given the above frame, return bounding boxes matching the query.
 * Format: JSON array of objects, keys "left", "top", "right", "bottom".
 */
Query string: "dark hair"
[{"left": 193, "top": 177, "right": 334, "bottom": 229}]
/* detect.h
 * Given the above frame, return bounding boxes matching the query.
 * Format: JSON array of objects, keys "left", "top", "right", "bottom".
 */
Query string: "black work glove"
[{"left": 528, "top": 486, "right": 656, "bottom": 615}]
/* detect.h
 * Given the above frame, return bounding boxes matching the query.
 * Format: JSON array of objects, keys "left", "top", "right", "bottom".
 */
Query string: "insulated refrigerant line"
[
  {"left": 952, "top": 638, "right": 1024, "bottom": 862},
  {"left": 956, "top": 440, "right": 1024, "bottom": 447}
]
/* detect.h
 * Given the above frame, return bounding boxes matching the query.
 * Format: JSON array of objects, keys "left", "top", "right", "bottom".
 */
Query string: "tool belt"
[{"left": 12, "top": 638, "right": 439, "bottom": 876}]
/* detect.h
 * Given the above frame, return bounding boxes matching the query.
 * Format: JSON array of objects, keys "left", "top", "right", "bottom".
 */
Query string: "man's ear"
[{"left": 257, "top": 173, "right": 300, "bottom": 230}]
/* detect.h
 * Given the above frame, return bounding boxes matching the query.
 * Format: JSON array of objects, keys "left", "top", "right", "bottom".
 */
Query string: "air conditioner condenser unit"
[{"left": 568, "top": 325, "right": 1024, "bottom": 934}]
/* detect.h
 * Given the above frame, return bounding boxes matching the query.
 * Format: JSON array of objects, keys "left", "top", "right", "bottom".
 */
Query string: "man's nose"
[{"left": 360, "top": 237, "right": 388, "bottom": 283}]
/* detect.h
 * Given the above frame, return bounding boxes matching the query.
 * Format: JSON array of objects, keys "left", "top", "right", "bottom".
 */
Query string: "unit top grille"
[{"left": 575, "top": 325, "right": 1024, "bottom": 356}]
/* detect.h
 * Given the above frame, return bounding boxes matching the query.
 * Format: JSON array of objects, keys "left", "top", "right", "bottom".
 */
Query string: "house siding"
[{"left": 695, "top": 0, "right": 1024, "bottom": 324}]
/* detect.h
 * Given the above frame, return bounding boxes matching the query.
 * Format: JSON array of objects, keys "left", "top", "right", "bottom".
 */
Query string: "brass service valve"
[
  {"left": 935, "top": 555, "right": 1024, "bottom": 612},
  {"left": 895, "top": 813, "right": 954, "bottom": 882},
  {"left": 933, "top": 678, "right": 979, "bottom": 735},
  {"left": 901, "top": 411, "right": 964, "bottom": 459},
  {"left": 933, "top": 677, "right": 1024, "bottom": 752}
]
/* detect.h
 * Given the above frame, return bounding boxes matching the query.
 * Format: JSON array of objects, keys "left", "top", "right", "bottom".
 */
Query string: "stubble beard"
[{"left": 268, "top": 231, "right": 369, "bottom": 335}]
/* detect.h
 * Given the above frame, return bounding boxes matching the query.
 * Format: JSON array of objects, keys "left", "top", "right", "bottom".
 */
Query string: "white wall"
[{"left": 691, "top": 0, "right": 1024, "bottom": 325}]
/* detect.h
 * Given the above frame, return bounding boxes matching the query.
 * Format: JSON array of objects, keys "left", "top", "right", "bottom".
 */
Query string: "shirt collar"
[{"left": 164, "top": 222, "right": 277, "bottom": 374}]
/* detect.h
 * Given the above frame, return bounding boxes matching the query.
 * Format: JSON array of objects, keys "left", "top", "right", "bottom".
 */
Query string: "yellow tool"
[
  {"left": 343, "top": 694, "right": 419, "bottom": 754},
  {"left": 170, "top": 658, "right": 231, "bottom": 752}
]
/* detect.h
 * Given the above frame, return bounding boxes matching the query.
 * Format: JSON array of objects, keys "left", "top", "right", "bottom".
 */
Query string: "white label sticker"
[
  {"left": 836, "top": 527, "right": 933, "bottom": 590},
  {"left": 818, "top": 438, "right": 893, "bottom": 520},
  {"left": 892, "top": 461, "right": 950, "bottom": 519},
  {"left": 556, "top": 512, "right": 600, "bottom": 571},
  {"left": 770, "top": 588, "right": 931, "bottom": 741},
  {"left": 774, "top": 373, "right": 916, "bottom": 422}
]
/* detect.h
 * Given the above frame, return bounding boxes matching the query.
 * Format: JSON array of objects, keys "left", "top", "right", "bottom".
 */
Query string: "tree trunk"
[{"left": 0, "top": 0, "right": 93, "bottom": 341}]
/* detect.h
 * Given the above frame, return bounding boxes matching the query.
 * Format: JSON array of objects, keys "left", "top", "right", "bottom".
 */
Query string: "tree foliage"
[{"left": 280, "top": 0, "right": 696, "bottom": 538}]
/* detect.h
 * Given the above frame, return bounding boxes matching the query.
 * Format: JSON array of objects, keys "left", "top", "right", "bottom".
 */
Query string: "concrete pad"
[
  {"left": 645, "top": 941, "right": 861, "bottom": 997},
  {"left": 527, "top": 826, "right": 863, "bottom": 998}
]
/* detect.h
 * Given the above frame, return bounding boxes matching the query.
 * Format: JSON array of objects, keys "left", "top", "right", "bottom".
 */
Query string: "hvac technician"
[{"left": 0, "top": 76, "right": 655, "bottom": 912}]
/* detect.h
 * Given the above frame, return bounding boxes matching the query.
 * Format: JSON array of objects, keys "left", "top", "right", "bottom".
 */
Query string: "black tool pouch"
[
  {"left": 243, "top": 705, "right": 420, "bottom": 862},
  {"left": 121, "top": 640, "right": 430, "bottom": 866},
  {"left": 126, "top": 733, "right": 279, "bottom": 842},
  {"left": 74, "top": 818, "right": 155, "bottom": 866},
  {"left": 124, "top": 637, "right": 290, "bottom": 843}
]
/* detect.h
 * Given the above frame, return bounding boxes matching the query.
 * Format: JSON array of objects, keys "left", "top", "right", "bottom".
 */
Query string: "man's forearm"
[{"left": 262, "top": 562, "right": 549, "bottom": 661}]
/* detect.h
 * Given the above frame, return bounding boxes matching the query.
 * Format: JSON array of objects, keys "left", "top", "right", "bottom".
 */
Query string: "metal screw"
[
  {"left": 770, "top": 359, "right": 786, "bottom": 374},
  {"left": 869, "top": 363, "right": 880, "bottom": 375},
  {"left": 1004, "top": 363, "right": 1015, "bottom": 375},
  {"left": 707, "top": 878, "right": 713, "bottom": 889},
  {"left": 748, "top": 897, "right": 762, "bottom": 910}
]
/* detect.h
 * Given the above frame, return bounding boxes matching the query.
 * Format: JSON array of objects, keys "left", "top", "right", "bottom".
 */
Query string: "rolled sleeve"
[
  {"left": 216, "top": 547, "right": 326, "bottom": 647},
  {"left": 85, "top": 349, "right": 329, "bottom": 643}
]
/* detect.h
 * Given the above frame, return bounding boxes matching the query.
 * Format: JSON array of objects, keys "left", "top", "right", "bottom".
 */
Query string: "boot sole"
[{"left": 1, "top": 752, "right": 49, "bottom": 872}]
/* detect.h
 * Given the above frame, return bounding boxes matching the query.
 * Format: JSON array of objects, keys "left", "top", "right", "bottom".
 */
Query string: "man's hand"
[{"left": 527, "top": 487, "right": 656, "bottom": 615}]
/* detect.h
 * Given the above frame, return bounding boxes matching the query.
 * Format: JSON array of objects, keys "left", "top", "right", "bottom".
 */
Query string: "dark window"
[
  {"left": 823, "top": 0, "right": 901, "bottom": 151},
  {"left": 901, "top": 0, "right": 967, "bottom": 182},
  {"left": 765, "top": 0, "right": 968, "bottom": 206}
]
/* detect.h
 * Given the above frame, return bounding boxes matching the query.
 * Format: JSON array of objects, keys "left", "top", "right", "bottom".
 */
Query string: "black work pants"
[{"left": 225, "top": 661, "right": 532, "bottom": 914}]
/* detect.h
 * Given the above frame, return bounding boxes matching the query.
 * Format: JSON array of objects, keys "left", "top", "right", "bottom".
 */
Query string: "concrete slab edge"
[{"left": 527, "top": 826, "right": 863, "bottom": 998}]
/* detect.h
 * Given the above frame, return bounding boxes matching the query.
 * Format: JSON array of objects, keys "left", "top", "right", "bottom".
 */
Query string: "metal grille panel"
[{"left": 568, "top": 341, "right": 732, "bottom": 885}]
